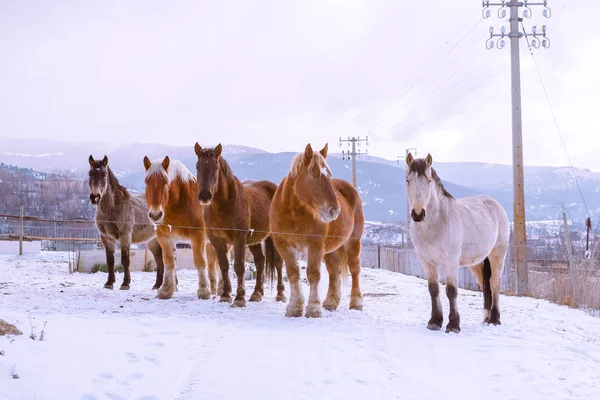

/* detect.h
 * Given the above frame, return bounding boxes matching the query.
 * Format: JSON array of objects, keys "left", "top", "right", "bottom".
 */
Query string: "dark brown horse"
[
  {"left": 269, "top": 143, "right": 364, "bottom": 318},
  {"left": 194, "top": 143, "right": 285, "bottom": 307},
  {"left": 88, "top": 155, "right": 167, "bottom": 290}
]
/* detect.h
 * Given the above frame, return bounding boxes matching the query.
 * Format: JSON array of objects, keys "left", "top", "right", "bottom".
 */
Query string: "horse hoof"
[
  {"left": 275, "top": 293, "right": 287, "bottom": 303},
  {"left": 232, "top": 298, "right": 247, "bottom": 308},
  {"left": 427, "top": 318, "right": 443, "bottom": 331},
  {"left": 322, "top": 298, "right": 339, "bottom": 311},
  {"left": 119, "top": 285, "right": 130, "bottom": 291},
  {"left": 249, "top": 292, "right": 262, "bottom": 302},
  {"left": 104, "top": 284, "right": 114, "bottom": 290},
  {"left": 445, "top": 323, "right": 461, "bottom": 333},
  {"left": 305, "top": 303, "right": 322, "bottom": 318},
  {"left": 197, "top": 288, "right": 212, "bottom": 300},
  {"left": 219, "top": 295, "right": 233, "bottom": 304},
  {"left": 487, "top": 309, "right": 501, "bottom": 325},
  {"left": 157, "top": 289, "right": 174, "bottom": 300},
  {"left": 285, "top": 305, "right": 303, "bottom": 318},
  {"left": 349, "top": 297, "right": 363, "bottom": 311}
]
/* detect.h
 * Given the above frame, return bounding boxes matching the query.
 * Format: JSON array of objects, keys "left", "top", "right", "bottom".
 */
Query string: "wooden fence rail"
[{"left": 360, "top": 246, "right": 513, "bottom": 292}]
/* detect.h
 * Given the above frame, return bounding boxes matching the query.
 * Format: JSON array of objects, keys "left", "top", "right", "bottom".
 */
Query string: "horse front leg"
[
  {"left": 444, "top": 266, "right": 461, "bottom": 333},
  {"left": 156, "top": 234, "right": 177, "bottom": 300},
  {"left": 192, "top": 232, "right": 211, "bottom": 300},
  {"left": 119, "top": 235, "right": 133, "bottom": 290},
  {"left": 305, "top": 245, "right": 325, "bottom": 318},
  {"left": 421, "top": 258, "right": 443, "bottom": 331},
  {"left": 101, "top": 235, "right": 116, "bottom": 290},
  {"left": 273, "top": 237, "right": 302, "bottom": 317},
  {"left": 232, "top": 234, "right": 247, "bottom": 308},
  {"left": 211, "top": 237, "right": 233, "bottom": 304}
]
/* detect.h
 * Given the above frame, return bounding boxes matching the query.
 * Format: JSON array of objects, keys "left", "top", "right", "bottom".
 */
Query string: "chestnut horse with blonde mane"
[
  {"left": 270, "top": 143, "right": 364, "bottom": 318},
  {"left": 194, "top": 143, "right": 285, "bottom": 307},
  {"left": 142, "top": 156, "right": 220, "bottom": 299}
]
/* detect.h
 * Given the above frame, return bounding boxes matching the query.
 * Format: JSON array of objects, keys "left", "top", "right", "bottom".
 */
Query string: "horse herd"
[{"left": 88, "top": 143, "right": 509, "bottom": 333}]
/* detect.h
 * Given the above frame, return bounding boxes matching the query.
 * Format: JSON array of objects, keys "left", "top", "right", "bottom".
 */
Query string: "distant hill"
[{"left": 1, "top": 138, "right": 598, "bottom": 223}]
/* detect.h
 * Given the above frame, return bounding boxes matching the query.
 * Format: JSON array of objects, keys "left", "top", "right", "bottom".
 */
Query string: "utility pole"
[
  {"left": 483, "top": 0, "right": 552, "bottom": 296},
  {"left": 339, "top": 136, "right": 369, "bottom": 188},
  {"left": 398, "top": 148, "right": 417, "bottom": 247}
]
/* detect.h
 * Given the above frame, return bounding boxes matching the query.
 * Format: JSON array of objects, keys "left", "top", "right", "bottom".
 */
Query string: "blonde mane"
[
  {"left": 288, "top": 151, "right": 331, "bottom": 179},
  {"left": 146, "top": 158, "right": 196, "bottom": 183}
]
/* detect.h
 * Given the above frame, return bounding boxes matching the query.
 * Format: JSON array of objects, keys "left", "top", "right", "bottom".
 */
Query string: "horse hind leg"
[
  {"left": 206, "top": 242, "right": 219, "bottom": 296},
  {"left": 274, "top": 248, "right": 286, "bottom": 302},
  {"left": 487, "top": 247, "right": 507, "bottom": 326},
  {"left": 469, "top": 261, "right": 492, "bottom": 323},
  {"left": 119, "top": 235, "right": 132, "bottom": 290},
  {"left": 148, "top": 238, "right": 164, "bottom": 290},
  {"left": 344, "top": 241, "right": 363, "bottom": 311},
  {"left": 248, "top": 243, "right": 265, "bottom": 302}
]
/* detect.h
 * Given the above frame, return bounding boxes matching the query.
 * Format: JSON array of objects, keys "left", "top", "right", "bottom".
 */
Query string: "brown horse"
[
  {"left": 143, "top": 156, "right": 219, "bottom": 300},
  {"left": 269, "top": 143, "right": 364, "bottom": 318},
  {"left": 194, "top": 142, "right": 285, "bottom": 307},
  {"left": 88, "top": 155, "right": 167, "bottom": 290}
]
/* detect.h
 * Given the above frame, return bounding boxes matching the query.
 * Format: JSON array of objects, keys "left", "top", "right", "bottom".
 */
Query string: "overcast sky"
[{"left": 1, "top": 0, "right": 598, "bottom": 170}]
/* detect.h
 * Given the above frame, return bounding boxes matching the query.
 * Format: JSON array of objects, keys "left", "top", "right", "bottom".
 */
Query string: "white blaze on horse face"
[
  {"left": 320, "top": 166, "right": 329, "bottom": 177},
  {"left": 407, "top": 171, "right": 432, "bottom": 214}
]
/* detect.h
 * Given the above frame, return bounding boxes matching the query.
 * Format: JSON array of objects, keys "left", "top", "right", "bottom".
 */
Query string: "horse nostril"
[
  {"left": 199, "top": 191, "right": 212, "bottom": 202},
  {"left": 148, "top": 211, "right": 163, "bottom": 221}
]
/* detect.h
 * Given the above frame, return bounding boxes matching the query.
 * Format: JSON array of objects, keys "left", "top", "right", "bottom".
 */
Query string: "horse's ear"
[
  {"left": 406, "top": 152, "right": 414, "bottom": 167},
  {"left": 426, "top": 153, "right": 433, "bottom": 166},
  {"left": 102, "top": 156, "right": 108, "bottom": 167},
  {"left": 304, "top": 143, "right": 313, "bottom": 162},
  {"left": 194, "top": 142, "right": 202, "bottom": 157},
  {"left": 143, "top": 156, "right": 152, "bottom": 171},
  {"left": 162, "top": 156, "right": 170, "bottom": 171},
  {"left": 214, "top": 143, "right": 222, "bottom": 158},
  {"left": 319, "top": 143, "right": 328, "bottom": 159},
  {"left": 88, "top": 155, "right": 94, "bottom": 167}
]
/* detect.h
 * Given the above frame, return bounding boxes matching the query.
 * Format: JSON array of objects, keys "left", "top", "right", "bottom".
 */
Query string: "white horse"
[{"left": 405, "top": 153, "right": 510, "bottom": 333}]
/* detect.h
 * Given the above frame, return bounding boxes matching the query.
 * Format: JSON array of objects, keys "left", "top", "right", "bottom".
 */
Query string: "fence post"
[
  {"left": 562, "top": 212, "right": 580, "bottom": 306},
  {"left": 19, "top": 205, "right": 24, "bottom": 256},
  {"left": 377, "top": 245, "right": 381, "bottom": 269}
]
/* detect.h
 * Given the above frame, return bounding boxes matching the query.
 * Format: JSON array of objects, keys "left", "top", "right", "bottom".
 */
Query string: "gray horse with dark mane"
[{"left": 88, "top": 155, "right": 168, "bottom": 290}]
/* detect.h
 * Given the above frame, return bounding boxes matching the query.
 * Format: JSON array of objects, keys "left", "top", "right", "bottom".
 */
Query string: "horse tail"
[
  {"left": 337, "top": 245, "right": 350, "bottom": 289},
  {"left": 482, "top": 257, "right": 492, "bottom": 312},
  {"left": 264, "top": 236, "right": 277, "bottom": 285}
]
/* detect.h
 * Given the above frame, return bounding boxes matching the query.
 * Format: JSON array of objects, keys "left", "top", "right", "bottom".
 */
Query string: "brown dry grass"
[{"left": 528, "top": 259, "right": 600, "bottom": 312}]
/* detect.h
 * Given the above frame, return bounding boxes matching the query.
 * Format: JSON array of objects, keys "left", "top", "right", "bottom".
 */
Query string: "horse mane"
[
  {"left": 146, "top": 159, "right": 196, "bottom": 183},
  {"left": 409, "top": 159, "right": 454, "bottom": 199},
  {"left": 217, "top": 156, "right": 237, "bottom": 183},
  {"left": 289, "top": 151, "right": 329, "bottom": 179}
]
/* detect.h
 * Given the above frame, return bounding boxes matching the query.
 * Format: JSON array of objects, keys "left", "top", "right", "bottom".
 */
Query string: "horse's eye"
[
  {"left": 406, "top": 179, "right": 409, "bottom": 184},
  {"left": 428, "top": 179, "right": 432, "bottom": 184}
]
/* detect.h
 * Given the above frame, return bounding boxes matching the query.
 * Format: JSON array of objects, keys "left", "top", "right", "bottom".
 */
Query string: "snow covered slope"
[{"left": 1, "top": 252, "right": 600, "bottom": 399}]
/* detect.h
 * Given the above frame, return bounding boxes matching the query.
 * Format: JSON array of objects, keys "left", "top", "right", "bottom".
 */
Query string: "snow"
[{"left": 2, "top": 252, "right": 600, "bottom": 400}]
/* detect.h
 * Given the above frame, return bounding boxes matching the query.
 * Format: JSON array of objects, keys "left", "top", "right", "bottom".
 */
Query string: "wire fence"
[{"left": 1, "top": 212, "right": 599, "bottom": 313}]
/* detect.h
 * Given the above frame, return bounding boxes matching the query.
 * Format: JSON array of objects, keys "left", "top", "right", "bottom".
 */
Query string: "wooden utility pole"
[
  {"left": 339, "top": 136, "right": 369, "bottom": 188},
  {"left": 483, "top": 0, "right": 552, "bottom": 296},
  {"left": 19, "top": 205, "right": 24, "bottom": 256}
]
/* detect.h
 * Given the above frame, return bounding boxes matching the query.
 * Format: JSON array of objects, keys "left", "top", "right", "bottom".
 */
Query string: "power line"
[
  {"left": 363, "top": 18, "right": 485, "bottom": 136},
  {"left": 520, "top": 20, "right": 591, "bottom": 219}
]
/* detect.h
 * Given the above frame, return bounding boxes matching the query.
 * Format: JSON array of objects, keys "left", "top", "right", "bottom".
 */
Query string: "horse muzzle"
[
  {"left": 320, "top": 206, "right": 341, "bottom": 223},
  {"left": 89, "top": 194, "right": 101, "bottom": 205},
  {"left": 198, "top": 191, "right": 213, "bottom": 206},
  {"left": 148, "top": 210, "right": 164, "bottom": 224},
  {"left": 411, "top": 208, "right": 426, "bottom": 222}
]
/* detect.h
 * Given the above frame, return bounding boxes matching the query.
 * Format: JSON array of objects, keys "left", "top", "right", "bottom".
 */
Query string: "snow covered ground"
[{"left": 1, "top": 252, "right": 600, "bottom": 400}]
